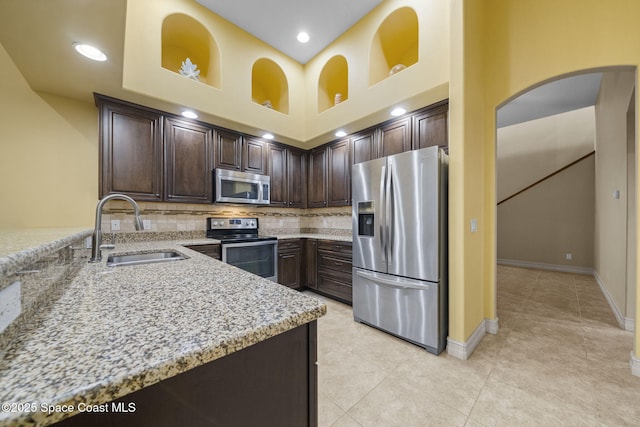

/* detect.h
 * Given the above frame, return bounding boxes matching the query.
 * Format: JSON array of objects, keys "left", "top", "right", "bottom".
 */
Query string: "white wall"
[
  {"left": 497, "top": 107, "right": 595, "bottom": 202},
  {"left": 594, "top": 70, "right": 635, "bottom": 318}
]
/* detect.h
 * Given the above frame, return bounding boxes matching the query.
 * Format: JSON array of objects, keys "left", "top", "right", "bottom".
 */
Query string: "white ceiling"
[
  {"left": 195, "top": 0, "right": 384, "bottom": 64},
  {"left": 497, "top": 73, "right": 603, "bottom": 128}
]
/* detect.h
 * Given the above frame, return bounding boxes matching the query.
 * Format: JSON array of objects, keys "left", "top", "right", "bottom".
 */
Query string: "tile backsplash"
[{"left": 102, "top": 201, "right": 351, "bottom": 236}]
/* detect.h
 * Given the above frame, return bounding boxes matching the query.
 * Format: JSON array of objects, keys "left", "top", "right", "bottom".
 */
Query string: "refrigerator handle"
[
  {"left": 355, "top": 270, "right": 434, "bottom": 291},
  {"left": 379, "top": 164, "right": 387, "bottom": 258},
  {"left": 385, "top": 162, "right": 393, "bottom": 264}
]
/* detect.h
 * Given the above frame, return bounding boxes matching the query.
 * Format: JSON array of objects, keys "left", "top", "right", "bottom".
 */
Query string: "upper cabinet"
[
  {"left": 243, "top": 136, "right": 268, "bottom": 175},
  {"left": 214, "top": 129, "right": 243, "bottom": 171},
  {"left": 377, "top": 116, "right": 412, "bottom": 158},
  {"left": 369, "top": 7, "right": 419, "bottom": 86},
  {"left": 97, "top": 95, "right": 163, "bottom": 201},
  {"left": 351, "top": 129, "right": 376, "bottom": 165},
  {"left": 268, "top": 144, "right": 307, "bottom": 208},
  {"left": 412, "top": 101, "right": 448, "bottom": 150},
  {"left": 327, "top": 139, "right": 351, "bottom": 206},
  {"left": 161, "top": 14, "right": 220, "bottom": 88},
  {"left": 308, "top": 147, "right": 328, "bottom": 208},
  {"left": 164, "top": 117, "right": 214, "bottom": 203}
]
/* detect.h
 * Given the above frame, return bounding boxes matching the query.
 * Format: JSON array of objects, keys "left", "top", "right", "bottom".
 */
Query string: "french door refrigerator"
[{"left": 352, "top": 146, "right": 448, "bottom": 354}]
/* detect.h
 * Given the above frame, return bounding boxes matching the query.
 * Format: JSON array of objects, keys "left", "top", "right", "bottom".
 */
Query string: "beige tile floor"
[{"left": 310, "top": 266, "right": 640, "bottom": 426}]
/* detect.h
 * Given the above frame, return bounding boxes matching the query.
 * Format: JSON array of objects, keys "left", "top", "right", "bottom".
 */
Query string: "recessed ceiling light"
[
  {"left": 263, "top": 133, "right": 274, "bottom": 140},
  {"left": 181, "top": 110, "right": 198, "bottom": 119},
  {"left": 73, "top": 43, "right": 107, "bottom": 61},
  {"left": 297, "top": 32, "right": 310, "bottom": 43},
  {"left": 390, "top": 107, "right": 406, "bottom": 117},
  {"left": 335, "top": 130, "right": 347, "bottom": 138}
]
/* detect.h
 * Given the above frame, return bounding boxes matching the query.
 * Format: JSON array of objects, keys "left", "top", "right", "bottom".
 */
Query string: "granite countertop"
[
  {"left": 0, "top": 238, "right": 326, "bottom": 426},
  {"left": 0, "top": 228, "right": 93, "bottom": 279}
]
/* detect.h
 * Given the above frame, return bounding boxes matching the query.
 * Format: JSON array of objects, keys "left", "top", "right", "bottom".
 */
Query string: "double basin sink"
[{"left": 106, "top": 250, "right": 187, "bottom": 267}]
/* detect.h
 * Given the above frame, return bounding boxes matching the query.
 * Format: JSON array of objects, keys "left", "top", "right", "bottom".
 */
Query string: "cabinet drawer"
[
  {"left": 317, "top": 271, "right": 352, "bottom": 303},
  {"left": 278, "top": 239, "right": 303, "bottom": 251},
  {"left": 317, "top": 251, "right": 352, "bottom": 273},
  {"left": 317, "top": 240, "right": 352, "bottom": 256}
]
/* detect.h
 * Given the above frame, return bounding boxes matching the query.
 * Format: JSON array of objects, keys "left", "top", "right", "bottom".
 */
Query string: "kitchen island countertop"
[{"left": 0, "top": 237, "right": 326, "bottom": 426}]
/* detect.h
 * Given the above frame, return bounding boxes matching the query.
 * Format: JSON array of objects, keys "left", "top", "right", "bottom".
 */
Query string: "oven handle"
[{"left": 221, "top": 240, "right": 278, "bottom": 249}]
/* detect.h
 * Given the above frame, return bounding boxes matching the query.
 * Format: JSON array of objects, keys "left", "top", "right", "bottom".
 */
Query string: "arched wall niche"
[
  {"left": 318, "top": 55, "right": 349, "bottom": 113},
  {"left": 161, "top": 13, "right": 221, "bottom": 88},
  {"left": 369, "top": 7, "right": 419, "bottom": 86},
  {"left": 251, "top": 58, "right": 289, "bottom": 114}
]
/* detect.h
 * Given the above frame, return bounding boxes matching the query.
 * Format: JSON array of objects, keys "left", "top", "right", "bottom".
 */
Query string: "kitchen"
[{"left": 2, "top": 0, "right": 640, "bottom": 426}]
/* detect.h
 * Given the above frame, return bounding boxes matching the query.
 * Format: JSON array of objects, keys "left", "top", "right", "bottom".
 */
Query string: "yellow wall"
[
  {"left": 478, "top": 0, "right": 640, "bottom": 355},
  {"left": 0, "top": 43, "right": 97, "bottom": 228}
]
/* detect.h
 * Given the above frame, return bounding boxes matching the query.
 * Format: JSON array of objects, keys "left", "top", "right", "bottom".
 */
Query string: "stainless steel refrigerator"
[{"left": 352, "top": 146, "right": 448, "bottom": 354}]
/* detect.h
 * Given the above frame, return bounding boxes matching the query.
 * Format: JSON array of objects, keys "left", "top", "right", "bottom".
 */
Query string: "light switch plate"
[
  {"left": 143, "top": 220, "right": 151, "bottom": 230},
  {"left": 0, "top": 281, "right": 21, "bottom": 333},
  {"left": 111, "top": 220, "right": 120, "bottom": 231}
]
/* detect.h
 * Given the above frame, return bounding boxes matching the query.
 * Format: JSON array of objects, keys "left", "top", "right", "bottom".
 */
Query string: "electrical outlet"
[
  {"left": 470, "top": 219, "right": 478, "bottom": 233},
  {"left": 0, "top": 281, "right": 21, "bottom": 333},
  {"left": 111, "top": 220, "right": 120, "bottom": 231},
  {"left": 143, "top": 220, "right": 151, "bottom": 230},
  {"left": 565, "top": 253, "right": 573, "bottom": 260}
]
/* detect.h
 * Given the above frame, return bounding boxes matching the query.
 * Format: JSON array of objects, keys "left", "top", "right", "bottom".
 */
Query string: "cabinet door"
[
  {"left": 378, "top": 117, "right": 411, "bottom": 158},
  {"left": 327, "top": 139, "right": 351, "bottom": 206},
  {"left": 412, "top": 103, "right": 448, "bottom": 150},
  {"left": 99, "top": 99, "right": 163, "bottom": 201},
  {"left": 267, "top": 144, "right": 288, "bottom": 207},
  {"left": 308, "top": 147, "right": 327, "bottom": 208},
  {"left": 164, "top": 117, "right": 213, "bottom": 203},
  {"left": 278, "top": 250, "right": 302, "bottom": 289},
  {"left": 287, "top": 148, "right": 307, "bottom": 208},
  {"left": 306, "top": 239, "right": 318, "bottom": 289},
  {"left": 243, "top": 136, "right": 267, "bottom": 175},
  {"left": 215, "top": 129, "right": 242, "bottom": 170},
  {"left": 351, "top": 129, "right": 376, "bottom": 164}
]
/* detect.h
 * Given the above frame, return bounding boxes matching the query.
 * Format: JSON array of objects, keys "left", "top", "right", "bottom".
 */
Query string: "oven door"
[{"left": 222, "top": 240, "right": 278, "bottom": 282}]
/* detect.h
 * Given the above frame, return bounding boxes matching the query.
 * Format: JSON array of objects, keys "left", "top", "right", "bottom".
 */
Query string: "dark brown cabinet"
[
  {"left": 267, "top": 144, "right": 288, "bottom": 207},
  {"left": 164, "top": 117, "right": 213, "bottom": 203},
  {"left": 214, "top": 129, "right": 243, "bottom": 171},
  {"left": 308, "top": 147, "right": 327, "bottom": 208},
  {"left": 184, "top": 244, "right": 221, "bottom": 260},
  {"left": 412, "top": 101, "right": 448, "bottom": 150},
  {"left": 243, "top": 136, "right": 268, "bottom": 175},
  {"left": 351, "top": 129, "right": 376, "bottom": 165},
  {"left": 327, "top": 139, "right": 351, "bottom": 206},
  {"left": 288, "top": 149, "right": 308, "bottom": 208},
  {"left": 268, "top": 144, "right": 307, "bottom": 208},
  {"left": 316, "top": 240, "right": 352, "bottom": 304},
  {"left": 378, "top": 116, "right": 412, "bottom": 158},
  {"left": 97, "top": 95, "right": 163, "bottom": 201},
  {"left": 278, "top": 239, "right": 304, "bottom": 290},
  {"left": 305, "top": 239, "right": 318, "bottom": 289}
]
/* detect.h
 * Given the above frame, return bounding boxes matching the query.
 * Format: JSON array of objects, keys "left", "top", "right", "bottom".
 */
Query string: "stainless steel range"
[{"left": 207, "top": 217, "right": 278, "bottom": 281}]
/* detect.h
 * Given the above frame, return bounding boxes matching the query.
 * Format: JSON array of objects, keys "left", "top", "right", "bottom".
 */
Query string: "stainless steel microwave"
[{"left": 214, "top": 169, "right": 270, "bottom": 205}]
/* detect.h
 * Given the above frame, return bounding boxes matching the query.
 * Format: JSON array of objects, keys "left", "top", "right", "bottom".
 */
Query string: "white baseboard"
[
  {"left": 631, "top": 352, "right": 640, "bottom": 377},
  {"left": 485, "top": 317, "right": 499, "bottom": 334},
  {"left": 447, "top": 320, "right": 486, "bottom": 360},
  {"left": 593, "top": 271, "right": 635, "bottom": 332},
  {"left": 497, "top": 258, "right": 593, "bottom": 275}
]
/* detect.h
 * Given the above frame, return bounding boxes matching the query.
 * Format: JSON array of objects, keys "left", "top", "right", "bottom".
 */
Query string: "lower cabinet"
[
  {"left": 315, "top": 240, "right": 353, "bottom": 304},
  {"left": 278, "top": 239, "right": 304, "bottom": 290},
  {"left": 184, "top": 244, "right": 221, "bottom": 260},
  {"left": 277, "top": 238, "right": 352, "bottom": 304},
  {"left": 57, "top": 322, "right": 318, "bottom": 427}
]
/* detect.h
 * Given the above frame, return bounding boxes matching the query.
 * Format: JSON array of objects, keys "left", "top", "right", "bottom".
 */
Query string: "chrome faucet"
[{"left": 90, "top": 194, "right": 144, "bottom": 262}]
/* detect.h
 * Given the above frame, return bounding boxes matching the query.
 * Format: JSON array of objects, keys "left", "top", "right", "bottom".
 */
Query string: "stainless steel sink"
[{"left": 106, "top": 250, "right": 187, "bottom": 267}]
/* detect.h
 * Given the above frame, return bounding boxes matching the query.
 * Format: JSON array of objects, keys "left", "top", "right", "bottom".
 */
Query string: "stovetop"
[{"left": 206, "top": 217, "right": 276, "bottom": 243}]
